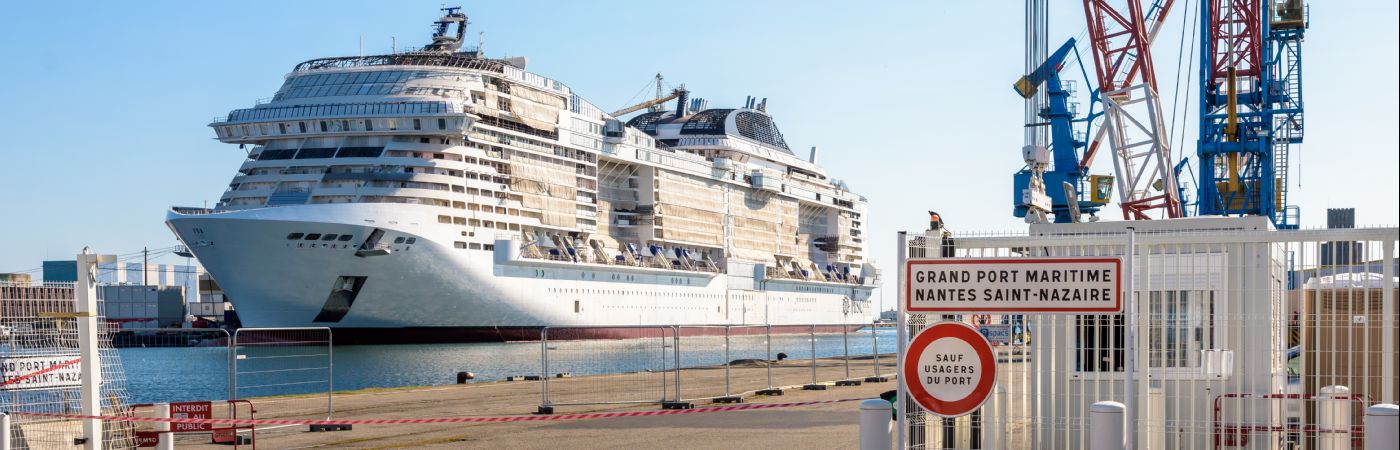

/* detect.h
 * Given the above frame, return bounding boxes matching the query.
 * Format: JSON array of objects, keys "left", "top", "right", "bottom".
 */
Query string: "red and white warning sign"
[
  {"left": 903, "top": 321, "right": 996, "bottom": 417},
  {"left": 170, "top": 401, "right": 213, "bottom": 432}
]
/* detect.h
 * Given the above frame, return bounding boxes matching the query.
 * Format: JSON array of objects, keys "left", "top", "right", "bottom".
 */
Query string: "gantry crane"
[
  {"left": 1196, "top": 0, "right": 1306, "bottom": 228},
  {"left": 1017, "top": 0, "right": 1306, "bottom": 227},
  {"left": 1016, "top": 0, "right": 1182, "bottom": 223}
]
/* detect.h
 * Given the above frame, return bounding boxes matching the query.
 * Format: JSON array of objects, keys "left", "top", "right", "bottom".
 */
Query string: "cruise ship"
[{"left": 166, "top": 8, "right": 877, "bottom": 342}]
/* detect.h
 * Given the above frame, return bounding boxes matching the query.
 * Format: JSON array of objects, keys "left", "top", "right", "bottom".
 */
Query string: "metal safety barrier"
[
  {"left": 538, "top": 324, "right": 895, "bottom": 412},
  {"left": 231, "top": 327, "right": 333, "bottom": 427}
]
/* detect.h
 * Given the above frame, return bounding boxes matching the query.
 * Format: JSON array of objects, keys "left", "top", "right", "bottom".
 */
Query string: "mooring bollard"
[
  {"left": 859, "top": 398, "right": 893, "bottom": 450},
  {"left": 1364, "top": 404, "right": 1398, "bottom": 450},
  {"left": 1089, "top": 401, "right": 1126, "bottom": 450},
  {"left": 155, "top": 403, "right": 174, "bottom": 450},
  {"left": 1319, "top": 385, "right": 1351, "bottom": 450}
]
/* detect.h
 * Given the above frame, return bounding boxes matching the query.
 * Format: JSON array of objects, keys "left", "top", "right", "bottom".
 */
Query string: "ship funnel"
[
  {"left": 676, "top": 85, "right": 689, "bottom": 117},
  {"left": 758, "top": 98, "right": 768, "bottom": 112},
  {"left": 809, "top": 146, "right": 819, "bottom": 164}
]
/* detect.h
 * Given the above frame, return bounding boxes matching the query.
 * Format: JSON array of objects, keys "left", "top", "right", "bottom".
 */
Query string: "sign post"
[{"left": 903, "top": 322, "right": 997, "bottom": 418}]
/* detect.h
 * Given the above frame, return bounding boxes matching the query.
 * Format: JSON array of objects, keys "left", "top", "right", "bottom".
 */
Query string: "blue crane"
[{"left": 1012, "top": 38, "right": 1113, "bottom": 223}]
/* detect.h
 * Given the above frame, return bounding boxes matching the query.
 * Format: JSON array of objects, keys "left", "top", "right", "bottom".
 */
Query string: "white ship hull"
[{"left": 168, "top": 203, "right": 874, "bottom": 341}]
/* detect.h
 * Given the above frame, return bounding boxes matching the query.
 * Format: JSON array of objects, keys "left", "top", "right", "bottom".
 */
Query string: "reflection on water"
[{"left": 118, "top": 328, "right": 896, "bottom": 404}]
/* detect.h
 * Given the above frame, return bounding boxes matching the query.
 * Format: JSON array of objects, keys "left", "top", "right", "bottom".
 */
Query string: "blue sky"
[{"left": 2, "top": 1, "right": 1396, "bottom": 303}]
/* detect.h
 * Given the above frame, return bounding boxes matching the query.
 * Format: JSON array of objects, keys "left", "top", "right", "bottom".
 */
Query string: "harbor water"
[{"left": 118, "top": 328, "right": 898, "bottom": 404}]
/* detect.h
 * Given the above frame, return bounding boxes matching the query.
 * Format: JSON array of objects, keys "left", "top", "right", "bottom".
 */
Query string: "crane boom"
[
  {"left": 1081, "top": 0, "right": 1183, "bottom": 219},
  {"left": 610, "top": 88, "right": 684, "bottom": 117}
]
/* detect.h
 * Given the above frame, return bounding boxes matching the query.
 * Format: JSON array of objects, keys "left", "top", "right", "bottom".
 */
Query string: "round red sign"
[{"left": 902, "top": 321, "right": 997, "bottom": 417}]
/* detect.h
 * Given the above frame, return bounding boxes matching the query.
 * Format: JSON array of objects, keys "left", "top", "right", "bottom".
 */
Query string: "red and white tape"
[{"left": 11, "top": 397, "right": 864, "bottom": 426}]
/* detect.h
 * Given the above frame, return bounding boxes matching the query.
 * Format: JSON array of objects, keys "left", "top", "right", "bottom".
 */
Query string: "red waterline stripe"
[
  {"left": 11, "top": 398, "right": 864, "bottom": 425},
  {"left": 0, "top": 358, "right": 81, "bottom": 387}
]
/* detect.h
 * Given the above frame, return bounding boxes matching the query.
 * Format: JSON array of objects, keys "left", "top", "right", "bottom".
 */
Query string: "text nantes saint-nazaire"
[{"left": 912, "top": 268, "right": 1114, "bottom": 303}]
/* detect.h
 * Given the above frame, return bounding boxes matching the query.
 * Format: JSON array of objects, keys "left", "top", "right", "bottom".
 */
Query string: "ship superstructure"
[{"left": 167, "top": 8, "right": 877, "bottom": 340}]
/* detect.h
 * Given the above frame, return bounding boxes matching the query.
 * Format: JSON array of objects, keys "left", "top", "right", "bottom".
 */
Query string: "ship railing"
[{"left": 535, "top": 323, "right": 891, "bottom": 413}]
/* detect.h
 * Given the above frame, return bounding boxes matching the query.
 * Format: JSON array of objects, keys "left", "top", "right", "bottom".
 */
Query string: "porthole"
[
  {"left": 337, "top": 235, "right": 354, "bottom": 241},
  {"left": 286, "top": 233, "right": 304, "bottom": 240},
  {"left": 304, "top": 233, "right": 322, "bottom": 240},
  {"left": 393, "top": 237, "right": 406, "bottom": 244},
  {"left": 321, "top": 234, "right": 339, "bottom": 241}
]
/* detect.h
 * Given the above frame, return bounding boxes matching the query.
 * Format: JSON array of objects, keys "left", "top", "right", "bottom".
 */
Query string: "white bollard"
[
  {"left": 860, "top": 398, "right": 893, "bottom": 450},
  {"left": 1365, "top": 404, "right": 1399, "bottom": 450},
  {"left": 155, "top": 403, "right": 174, "bottom": 450},
  {"left": 1089, "top": 401, "right": 1126, "bottom": 450},
  {"left": 982, "top": 384, "right": 1005, "bottom": 450},
  {"left": 1319, "top": 385, "right": 1351, "bottom": 450},
  {"left": 2, "top": 412, "right": 11, "bottom": 450}
]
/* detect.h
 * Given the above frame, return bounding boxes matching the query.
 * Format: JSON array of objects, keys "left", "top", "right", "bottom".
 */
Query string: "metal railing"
[{"left": 537, "top": 324, "right": 894, "bottom": 412}]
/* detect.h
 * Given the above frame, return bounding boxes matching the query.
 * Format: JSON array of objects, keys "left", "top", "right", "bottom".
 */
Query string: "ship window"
[
  {"left": 286, "top": 233, "right": 304, "bottom": 240},
  {"left": 299, "top": 122, "right": 307, "bottom": 133},
  {"left": 278, "top": 123, "right": 287, "bottom": 134},
  {"left": 319, "top": 121, "right": 329, "bottom": 132},
  {"left": 337, "top": 235, "right": 354, "bottom": 241},
  {"left": 257, "top": 149, "right": 297, "bottom": 161},
  {"left": 454, "top": 241, "right": 468, "bottom": 249},
  {"left": 438, "top": 118, "right": 447, "bottom": 130},
  {"left": 295, "top": 148, "right": 337, "bottom": 159},
  {"left": 364, "top": 120, "right": 373, "bottom": 131},
  {"left": 304, "top": 233, "right": 322, "bottom": 240},
  {"left": 469, "top": 243, "right": 481, "bottom": 250},
  {"left": 484, "top": 244, "right": 494, "bottom": 251},
  {"left": 413, "top": 119, "right": 422, "bottom": 130},
  {"left": 321, "top": 234, "right": 339, "bottom": 241},
  {"left": 393, "top": 237, "right": 406, "bottom": 244},
  {"left": 406, "top": 238, "right": 417, "bottom": 244}
]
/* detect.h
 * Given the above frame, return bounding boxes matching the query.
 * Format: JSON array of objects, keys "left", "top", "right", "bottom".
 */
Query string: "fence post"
[
  {"left": 860, "top": 398, "right": 893, "bottom": 450},
  {"left": 1319, "top": 385, "right": 1352, "bottom": 450},
  {"left": 673, "top": 326, "right": 682, "bottom": 402},
  {"left": 1366, "top": 404, "right": 1398, "bottom": 450},
  {"left": 155, "top": 403, "right": 174, "bottom": 450},
  {"left": 766, "top": 325, "right": 773, "bottom": 390},
  {"left": 803, "top": 324, "right": 824, "bottom": 390},
  {"left": 75, "top": 252, "right": 104, "bottom": 450},
  {"left": 1089, "top": 401, "right": 1126, "bottom": 450},
  {"left": 843, "top": 326, "right": 851, "bottom": 380},
  {"left": 724, "top": 326, "right": 732, "bottom": 397},
  {"left": 1, "top": 412, "right": 11, "bottom": 450},
  {"left": 982, "top": 384, "right": 1005, "bottom": 450},
  {"left": 539, "top": 327, "right": 551, "bottom": 413},
  {"left": 1122, "top": 228, "right": 1138, "bottom": 450}
]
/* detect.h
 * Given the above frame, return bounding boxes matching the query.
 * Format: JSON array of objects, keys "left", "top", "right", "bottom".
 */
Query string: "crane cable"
[{"left": 1166, "top": 0, "right": 1201, "bottom": 193}]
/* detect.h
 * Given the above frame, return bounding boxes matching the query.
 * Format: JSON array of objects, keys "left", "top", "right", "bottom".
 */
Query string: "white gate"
[{"left": 896, "top": 217, "right": 1398, "bottom": 449}]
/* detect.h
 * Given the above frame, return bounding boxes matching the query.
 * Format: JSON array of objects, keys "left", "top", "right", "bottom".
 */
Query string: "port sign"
[
  {"left": 171, "top": 401, "right": 213, "bottom": 432},
  {"left": 0, "top": 354, "right": 81, "bottom": 391},
  {"left": 903, "top": 321, "right": 996, "bottom": 417},
  {"left": 905, "top": 257, "right": 1121, "bottom": 313}
]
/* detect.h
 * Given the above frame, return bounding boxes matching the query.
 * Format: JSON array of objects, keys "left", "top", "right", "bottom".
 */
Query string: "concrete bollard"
[
  {"left": 859, "top": 398, "right": 892, "bottom": 450},
  {"left": 155, "top": 403, "right": 174, "bottom": 450},
  {"left": 1319, "top": 385, "right": 1351, "bottom": 450},
  {"left": 1089, "top": 401, "right": 1126, "bottom": 450},
  {"left": 1365, "top": 404, "right": 1398, "bottom": 450},
  {"left": 2, "top": 412, "right": 11, "bottom": 450}
]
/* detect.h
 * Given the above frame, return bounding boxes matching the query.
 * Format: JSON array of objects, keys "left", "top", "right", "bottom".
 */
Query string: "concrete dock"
[{"left": 176, "top": 355, "right": 899, "bottom": 449}]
